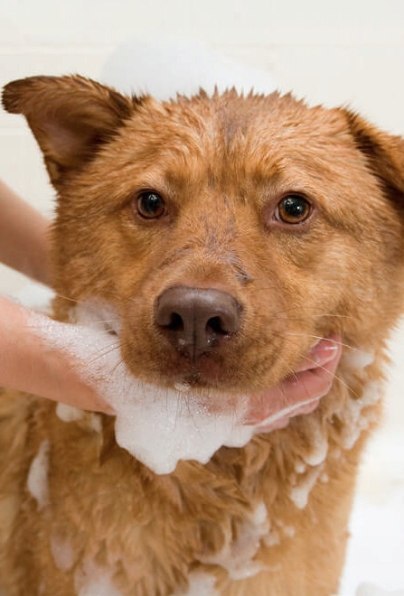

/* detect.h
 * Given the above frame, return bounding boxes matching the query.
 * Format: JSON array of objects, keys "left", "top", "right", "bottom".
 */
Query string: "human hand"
[
  {"left": 0, "top": 296, "right": 113, "bottom": 414},
  {"left": 244, "top": 336, "right": 342, "bottom": 434}
]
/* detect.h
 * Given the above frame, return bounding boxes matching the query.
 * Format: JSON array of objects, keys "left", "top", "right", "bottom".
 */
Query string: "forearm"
[{"left": 0, "top": 179, "right": 51, "bottom": 286}]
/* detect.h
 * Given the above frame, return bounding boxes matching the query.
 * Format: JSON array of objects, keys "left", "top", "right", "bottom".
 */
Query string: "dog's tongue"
[{"left": 245, "top": 336, "right": 342, "bottom": 432}]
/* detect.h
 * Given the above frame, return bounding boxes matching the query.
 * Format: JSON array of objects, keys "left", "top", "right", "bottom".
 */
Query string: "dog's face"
[{"left": 3, "top": 77, "right": 404, "bottom": 398}]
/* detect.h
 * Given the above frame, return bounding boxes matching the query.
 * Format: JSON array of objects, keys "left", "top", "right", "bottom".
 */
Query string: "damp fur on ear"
[
  {"left": 343, "top": 109, "right": 404, "bottom": 213},
  {"left": 2, "top": 75, "right": 143, "bottom": 185}
]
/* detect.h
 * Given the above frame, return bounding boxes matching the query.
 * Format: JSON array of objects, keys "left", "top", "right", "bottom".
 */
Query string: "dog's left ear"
[
  {"left": 2, "top": 75, "right": 137, "bottom": 185},
  {"left": 344, "top": 110, "right": 404, "bottom": 213}
]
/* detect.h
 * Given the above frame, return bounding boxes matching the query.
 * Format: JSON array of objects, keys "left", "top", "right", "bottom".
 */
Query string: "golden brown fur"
[{"left": 1, "top": 76, "right": 403, "bottom": 595}]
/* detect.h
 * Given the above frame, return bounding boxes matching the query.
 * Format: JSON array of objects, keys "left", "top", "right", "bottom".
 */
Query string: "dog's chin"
[
  {"left": 74, "top": 299, "right": 341, "bottom": 424},
  {"left": 121, "top": 335, "right": 342, "bottom": 427},
  {"left": 161, "top": 356, "right": 231, "bottom": 390},
  {"left": 124, "top": 360, "right": 235, "bottom": 400}
]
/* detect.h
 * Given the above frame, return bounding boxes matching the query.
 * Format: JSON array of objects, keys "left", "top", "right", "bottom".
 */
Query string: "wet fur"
[{"left": 0, "top": 76, "right": 404, "bottom": 595}]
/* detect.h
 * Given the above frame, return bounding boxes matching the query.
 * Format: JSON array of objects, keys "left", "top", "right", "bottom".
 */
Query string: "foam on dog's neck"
[
  {"left": 173, "top": 571, "right": 219, "bottom": 596},
  {"left": 50, "top": 534, "right": 75, "bottom": 572},
  {"left": 199, "top": 502, "right": 269, "bottom": 580},
  {"left": 27, "top": 440, "right": 50, "bottom": 509},
  {"left": 75, "top": 559, "right": 121, "bottom": 596},
  {"left": 32, "top": 301, "right": 254, "bottom": 474},
  {"left": 114, "top": 387, "right": 252, "bottom": 474}
]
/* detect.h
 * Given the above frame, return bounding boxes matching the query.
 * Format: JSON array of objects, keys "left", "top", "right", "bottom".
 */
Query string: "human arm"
[
  {"left": 0, "top": 179, "right": 51, "bottom": 285},
  {"left": 0, "top": 179, "right": 114, "bottom": 413}
]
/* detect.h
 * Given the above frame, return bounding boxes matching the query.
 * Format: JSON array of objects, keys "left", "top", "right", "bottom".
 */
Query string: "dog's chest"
[{"left": 5, "top": 356, "right": 382, "bottom": 595}]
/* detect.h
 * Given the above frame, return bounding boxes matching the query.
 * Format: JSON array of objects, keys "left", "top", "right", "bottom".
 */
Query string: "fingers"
[{"left": 245, "top": 336, "right": 342, "bottom": 433}]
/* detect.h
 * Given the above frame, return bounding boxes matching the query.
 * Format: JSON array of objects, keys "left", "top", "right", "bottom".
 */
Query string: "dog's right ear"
[{"left": 2, "top": 75, "right": 138, "bottom": 185}]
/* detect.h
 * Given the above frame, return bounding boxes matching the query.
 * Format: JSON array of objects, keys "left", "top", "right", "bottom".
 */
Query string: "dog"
[{"left": 0, "top": 75, "right": 403, "bottom": 595}]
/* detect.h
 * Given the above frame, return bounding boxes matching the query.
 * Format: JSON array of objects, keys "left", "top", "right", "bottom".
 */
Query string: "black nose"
[{"left": 155, "top": 286, "right": 242, "bottom": 360}]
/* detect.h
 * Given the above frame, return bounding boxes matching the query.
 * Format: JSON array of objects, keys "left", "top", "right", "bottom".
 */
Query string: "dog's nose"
[{"left": 155, "top": 287, "right": 241, "bottom": 360}]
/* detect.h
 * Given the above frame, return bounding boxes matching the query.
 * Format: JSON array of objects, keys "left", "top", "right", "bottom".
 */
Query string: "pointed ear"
[
  {"left": 344, "top": 110, "right": 404, "bottom": 213},
  {"left": 2, "top": 75, "right": 138, "bottom": 185}
]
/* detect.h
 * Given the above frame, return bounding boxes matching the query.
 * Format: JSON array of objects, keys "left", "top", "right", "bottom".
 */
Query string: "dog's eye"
[
  {"left": 275, "top": 195, "right": 312, "bottom": 224},
  {"left": 136, "top": 191, "right": 166, "bottom": 219}
]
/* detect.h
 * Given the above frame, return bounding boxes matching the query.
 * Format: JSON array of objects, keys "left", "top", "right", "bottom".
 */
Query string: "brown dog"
[{"left": 0, "top": 76, "right": 403, "bottom": 595}]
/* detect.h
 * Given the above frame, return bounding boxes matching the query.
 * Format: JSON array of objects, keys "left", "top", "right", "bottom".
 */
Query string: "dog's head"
[{"left": 3, "top": 76, "right": 404, "bottom": 400}]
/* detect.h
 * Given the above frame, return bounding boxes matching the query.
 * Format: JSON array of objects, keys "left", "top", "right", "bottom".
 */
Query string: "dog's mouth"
[
  {"left": 157, "top": 334, "right": 342, "bottom": 431},
  {"left": 71, "top": 300, "right": 343, "bottom": 472},
  {"left": 76, "top": 299, "right": 341, "bottom": 431},
  {"left": 243, "top": 335, "right": 342, "bottom": 431}
]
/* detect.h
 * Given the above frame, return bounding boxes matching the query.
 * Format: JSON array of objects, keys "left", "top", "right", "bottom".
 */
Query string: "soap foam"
[
  {"left": 199, "top": 502, "right": 269, "bottom": 580},
  {"left": 32, "top": 299, "right": 347, "bottom": 475},
  {"left": 344, "top": 349, "right": 375, "bottom": 371},
  {"left": 56, "top": 403, "right": 84, "bottom": 423},
  {"left": 74, "top": 560, "right": 121, "bottom": 596},
  {"left": 31, "top": 302, "right": 255, "bottom": 475},
  {"left": 172, "top": 571, "right": 219, "bottom": 596},
  {"left": 289, "top": 465, "right": 323, "bottom": 509},
  {"left": 302, "top": 418, "right": 328, "bottom": 467},
  {"left": 114, "top": 386, "right": 252, "bottom": 474},
  {"left": 26, "top": 440, "right": 50, "bottom": 509},
  {"left": 340, "top": 381, "right": 382, "bottom": 450},
  {"left": 50, "top": 534, "right": 75, "bottom": 571}
]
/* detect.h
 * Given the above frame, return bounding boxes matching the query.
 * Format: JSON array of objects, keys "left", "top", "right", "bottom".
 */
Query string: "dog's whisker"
[
  {"left": 74, "top": 320, "right": 121, "bottom": 329},
  {"left": 299, "top": 354, "right": 360, "bottom": 399},
  {"left": 52, "top": 292, "right": 81, "bottom": 304},
  {"left": 84, "top": 343, "right": 121, "bottom": 367},
  {"left": 270, "top": 335, "right": 359, "bottom": 400},
  {"left": 107, "top": 356, "right": 126, "bottom": 380},
  {"left": 268, "top": 328, "right": 354, "bottom": 353},
  {"left": 183, "top": 393, "right": 199, "bottom": 429},
  {"left": 277, "top": 313, "right": 353, "bottom": 320},
  {"left": 281, "top": 332, "right": 357, "bottom": 352},
  {"left": 262, "top": 332, "right": 359, "bottom": 398}
]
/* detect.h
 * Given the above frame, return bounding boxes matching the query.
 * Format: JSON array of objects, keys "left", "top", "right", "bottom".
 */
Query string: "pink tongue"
[{"left": 245, "top": 336, "right": 342, "bottom": 431}]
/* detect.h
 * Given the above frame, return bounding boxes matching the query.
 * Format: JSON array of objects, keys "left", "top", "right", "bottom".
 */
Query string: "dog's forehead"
[
  {"left": 119, "top": 91, "right": 353, "bottom": 175},
  {"left": 140, "top": 91, "right": 349, "bottom": 147},
  {"left": 115, "top": 91, "right": 356, "bottom": 191}
]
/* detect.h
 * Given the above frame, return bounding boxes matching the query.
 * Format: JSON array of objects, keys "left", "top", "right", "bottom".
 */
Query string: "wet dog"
[{"left": 0, "top": 75, "right": 403, "bottom": 595}]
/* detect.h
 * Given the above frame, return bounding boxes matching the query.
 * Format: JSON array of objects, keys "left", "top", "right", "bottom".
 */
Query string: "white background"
[{"left": 0, "top": 1, "right": 403, "bottom": 594}]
